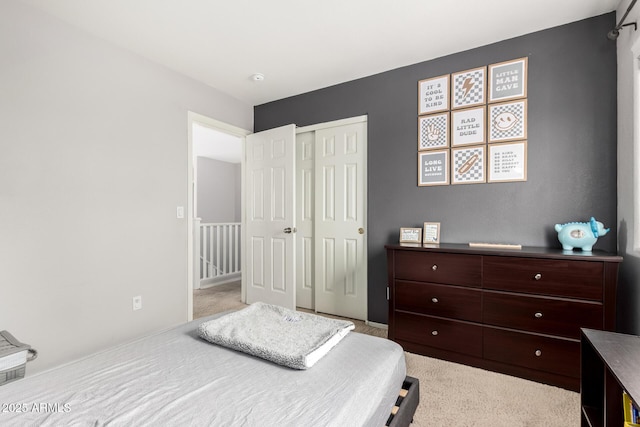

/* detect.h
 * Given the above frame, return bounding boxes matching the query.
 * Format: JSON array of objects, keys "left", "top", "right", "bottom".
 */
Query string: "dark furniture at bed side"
[
  {"left": 386, "top": 243, "right": 622, "bottom": 391},
  {"left": 580, "top": 328, "right": 640, "bottom": 427}
]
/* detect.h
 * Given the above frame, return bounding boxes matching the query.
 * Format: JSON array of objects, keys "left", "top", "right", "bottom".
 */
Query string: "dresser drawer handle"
[
  {"left": 534, "top": 312, "right": 543, "bottom": 318},
  {"left": 534, "top": 273, "right": 542, "bottom": 280},
  {"left": 432, "top": 264, "right": 438, "bottom": 271},
  {"left": 535, "top": 350, "right": 542, "bottom": 357},
  {"left": 431, "top": 297, "right": 439, "bottom": 303},
  {"left": 431, "top": 330, "right": 438, "bottom": 336}
]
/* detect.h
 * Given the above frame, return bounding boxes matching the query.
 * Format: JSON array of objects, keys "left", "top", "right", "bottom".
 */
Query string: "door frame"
[
  {"left": 295, "top": 115, "right": 367, "bottom": 134},
  {"left": 187, "top": 111, "right": 251, "bottom": 321}
]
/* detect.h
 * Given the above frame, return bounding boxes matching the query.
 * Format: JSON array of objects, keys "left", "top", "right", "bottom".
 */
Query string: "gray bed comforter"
[{"left": 0, "top": 312, "right": 406, "bottom": 427}]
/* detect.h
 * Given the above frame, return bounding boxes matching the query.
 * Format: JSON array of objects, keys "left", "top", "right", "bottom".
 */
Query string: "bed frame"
[{"left": 387, "top": 376, "right": 420, "bottom": 427}]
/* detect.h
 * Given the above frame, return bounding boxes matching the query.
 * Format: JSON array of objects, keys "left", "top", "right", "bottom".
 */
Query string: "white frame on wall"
[
  {"left": 418, "top": 74, "right": 450, "bottom": 115},
  {"left": 418, "top": 149, "right": 450, "bottom": 186}
]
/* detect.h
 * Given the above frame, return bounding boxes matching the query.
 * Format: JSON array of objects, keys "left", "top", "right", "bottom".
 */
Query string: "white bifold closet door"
[
  {"left": 313, "top": 122, "right": 367, "bottom": 321},
  {"left": 295, "top": 131, "right": 315, "bottom": 310},
  {"left": 245, "top": 119, "right": 367, "bottom": 320},
  {"left": 296, "top": 120, "right": 367, "bottom": 321}
]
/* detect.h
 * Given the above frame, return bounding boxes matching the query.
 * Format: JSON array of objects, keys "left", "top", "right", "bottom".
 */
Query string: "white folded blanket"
[{"left": 197, "top": 302, "right": 355, "bottom": 369}]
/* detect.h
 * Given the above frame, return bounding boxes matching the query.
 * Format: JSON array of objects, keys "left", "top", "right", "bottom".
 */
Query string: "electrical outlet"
[{"left": 132, "top": 296, "right": 142, "bottom": 311}]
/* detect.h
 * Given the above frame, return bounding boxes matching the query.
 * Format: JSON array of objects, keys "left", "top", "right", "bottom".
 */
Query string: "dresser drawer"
[
  {"left": 483, "top": 257, "right": 603, "bottom": 300},
  {"left": 394, "top": 312, "right": 482, "bottom": 357},
  {"left": 483, "top": 291, "right": 603, "bottom": 339},
  {"left": 483, "top": 328, "right": 579, "bottom": 378},
  {"left": 392, "top": 251, "right": 481, "bottom": 287},
  {"left": 395, "top": 280, "right": 482, "bottom": 322}
]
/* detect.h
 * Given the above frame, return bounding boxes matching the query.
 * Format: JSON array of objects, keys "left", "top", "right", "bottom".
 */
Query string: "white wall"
[
  {"left": 616, "top": 0, "right": 640, "bottom": 334},
  {"left": 0, "top": 1, "right": 253, "bottom": 372}
]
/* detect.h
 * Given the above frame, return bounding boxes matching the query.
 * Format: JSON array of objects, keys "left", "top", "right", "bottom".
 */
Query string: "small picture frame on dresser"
[
  {"left": 423, "top": 222, "right": 440, "bottom": 244},
  {"left": 399, "top": 227, "right": 422, "bottom": 244}
]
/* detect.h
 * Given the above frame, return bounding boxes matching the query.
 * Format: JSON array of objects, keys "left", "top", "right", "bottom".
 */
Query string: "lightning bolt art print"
[
  {"left": 461, "top": 77, "right": 474, "bottom": 99},
  {"left": 452, "top": 67, "right": 486, "bottom": 109}
]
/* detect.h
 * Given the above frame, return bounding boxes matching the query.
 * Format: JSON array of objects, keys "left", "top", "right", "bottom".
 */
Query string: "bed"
[{"left": 0, "top": 311, "right": 418, "bottom": 426}]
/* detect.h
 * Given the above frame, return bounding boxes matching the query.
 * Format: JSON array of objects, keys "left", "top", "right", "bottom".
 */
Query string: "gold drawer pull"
[
  {"left": 535, "top": 350, "right": 542, "bottom": 357},
  {"left": 431, "top": 330, "right": 439, "bottom": 336},
  {"left": 432, "top": 264, "right": 438, "bottom": 271},
  {"left": 534, "top": 273, "right": 542, "bottom": 280},
  {"left": 431, "top": 297, "right": 439, "bottom": 303},
  {"left": 534, "top": 312, "right": 543, "bottom": 318}
]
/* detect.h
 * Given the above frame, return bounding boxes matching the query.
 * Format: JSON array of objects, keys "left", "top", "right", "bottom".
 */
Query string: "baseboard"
[
  {"left": 366, "top": 320, "right": 388, "bottom": 330},
  {"left": 198, "top": 275, "right": 241, "bottom": 289}
]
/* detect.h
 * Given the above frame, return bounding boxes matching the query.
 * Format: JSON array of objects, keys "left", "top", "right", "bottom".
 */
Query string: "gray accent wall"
[
  {"left": 196, "top": 157, "right": 241, "bottom": 223},
  {"left": 0, "top": 1, "right": 252, "bottom": 373},
  {"left": 255, "top": 13, "right": 619, "bottom": 326}
]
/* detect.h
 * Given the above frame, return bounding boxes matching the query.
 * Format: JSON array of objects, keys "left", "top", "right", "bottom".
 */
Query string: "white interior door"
[
  {"left": 295, "top": 131, "right": 314, "bottom": 309},
  {"left": 245, "top": 124, "right": 296, "bottom": 310},
  {"left": 314, "top": 122, "right": 367, "bottom": 320}
]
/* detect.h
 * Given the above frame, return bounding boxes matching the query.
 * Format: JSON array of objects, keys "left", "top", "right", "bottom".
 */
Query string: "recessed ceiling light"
[{"left": 251, "top": 73, "right": 265, "bottom": 82}]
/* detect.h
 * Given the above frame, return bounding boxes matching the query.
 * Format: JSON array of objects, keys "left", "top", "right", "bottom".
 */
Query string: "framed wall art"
[
  {"left": 451, "top": 66, "right": 486, "bottom": 109},
  {"left": 488, "top": 57, "right": 528, "bottom": 103},
  {"left": 399, "top": 227, "right": 422, "bottom": 243},
  {"left": 488, "top": 141, "right": 528, "bottom": 183},
  {"left": 418, "top": 150, "right": 449, "bottom": 186},
  {"left": 452, "top": 145, "right": 486, "bottom": 185},
  {"left": 418, "top": 74, "right": 450, "bottom": 115},
  {"left": 451, "top": 106, "right": 485, "bottom": 146},
  {"left": 489, "top": 99, "right": 527, "bottom": 143},
  {"left": 418, "top": 112, "right": 449, "bottom": 150},
  {"left": 423, "top": 222, "right": 441, "bottom": 244}
]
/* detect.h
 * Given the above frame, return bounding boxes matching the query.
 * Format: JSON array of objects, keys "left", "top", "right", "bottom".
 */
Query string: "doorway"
[{"left": 187, "top": 112, "right": 250, "bottom": 321}]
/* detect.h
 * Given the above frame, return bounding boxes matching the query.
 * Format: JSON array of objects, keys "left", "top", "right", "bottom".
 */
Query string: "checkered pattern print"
[
  {"left": 453, "top": 69, "right": 485, "bottom": 108},
  {"left": 453, "top": 146, "right": 485, "bottom": 183},
  {"left": 419, "top": 115, "right": 448, "bottom": 150},
  {"left": 489, "top": 101, "right": 525, "bottom": 141}
]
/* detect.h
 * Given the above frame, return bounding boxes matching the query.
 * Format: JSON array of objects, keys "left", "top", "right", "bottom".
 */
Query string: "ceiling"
[{"left": 19, "top": 0, "right": 621, "bottom": 106}]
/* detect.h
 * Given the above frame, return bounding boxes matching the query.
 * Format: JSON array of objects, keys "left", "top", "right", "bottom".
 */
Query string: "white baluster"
[{"left": 193, "top": 218, "right": 201, "bottom": 289}]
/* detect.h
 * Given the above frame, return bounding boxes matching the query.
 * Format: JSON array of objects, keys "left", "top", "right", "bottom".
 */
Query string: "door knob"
[
  {"left": 284, "top": 227, "right": 293, "bottom": 234},
  {"left": 358, "top": 228, "right": 365, "bottom": 234}
]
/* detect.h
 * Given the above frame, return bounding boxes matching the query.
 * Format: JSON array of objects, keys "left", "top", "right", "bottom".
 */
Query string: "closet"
[{"left": 245, "top": 116, "right": 367, "bottom": 320}]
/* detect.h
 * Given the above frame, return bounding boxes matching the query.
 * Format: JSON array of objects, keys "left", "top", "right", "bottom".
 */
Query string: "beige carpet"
[{"left": 194, "top": 282, "right": 580, "bottom": 426}]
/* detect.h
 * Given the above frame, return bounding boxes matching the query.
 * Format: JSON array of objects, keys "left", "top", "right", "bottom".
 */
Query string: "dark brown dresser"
[{"left": 386, "top": 243, "right": 622, "bottom": 391}]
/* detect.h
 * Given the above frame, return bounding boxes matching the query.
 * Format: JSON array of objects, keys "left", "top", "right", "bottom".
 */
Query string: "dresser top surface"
[
  {"left": 385, "top": 243, "right": 622, "bottom": 262},
  {"left": 582, "top": 328, "right": 640, "bottom": 403}
]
